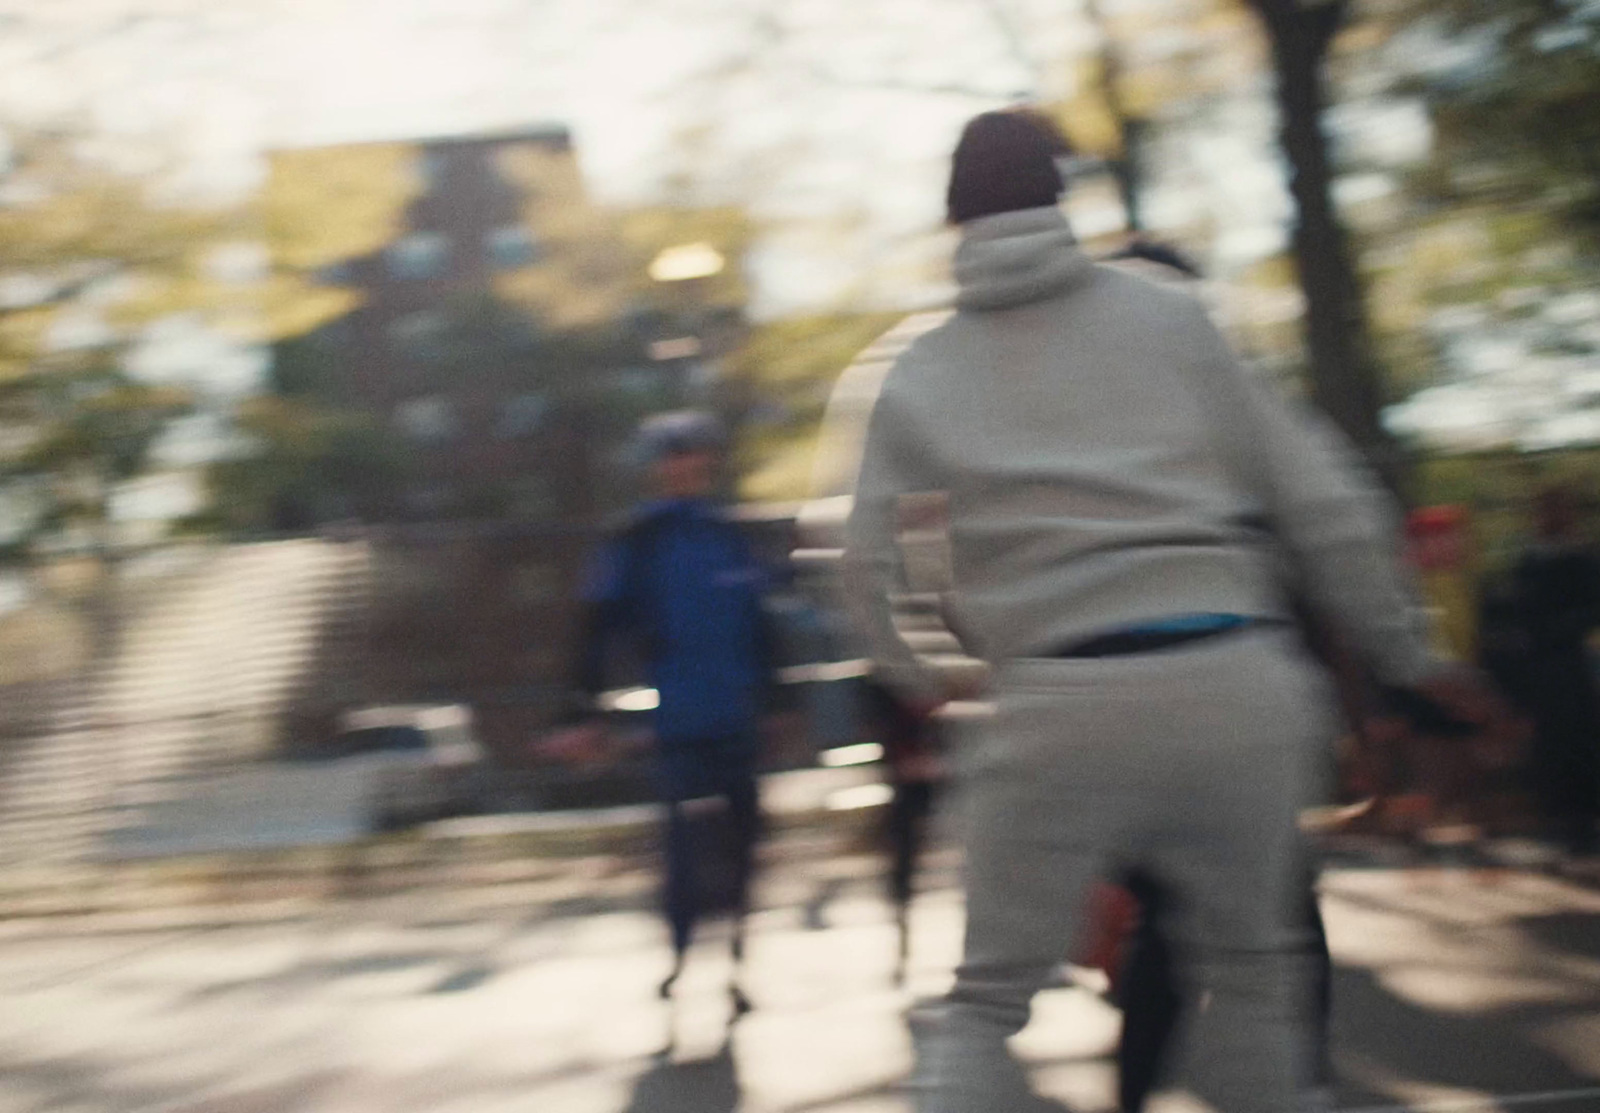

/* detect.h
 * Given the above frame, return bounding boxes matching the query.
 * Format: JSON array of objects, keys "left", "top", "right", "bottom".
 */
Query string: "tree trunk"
[
  {"left": 1250, "top": 0, "right": 1405, "bottom": 494},
  {"left": 1115, "top": 116, "right": 1148, "bottom": 233},
  {"left": 1083, "top": 0, "right": 1146, "bottom": 233}
]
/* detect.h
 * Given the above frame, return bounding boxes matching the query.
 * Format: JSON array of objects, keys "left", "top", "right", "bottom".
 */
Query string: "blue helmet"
[{"left": 636, "top": 410, "right": 726, "bottom": 461}]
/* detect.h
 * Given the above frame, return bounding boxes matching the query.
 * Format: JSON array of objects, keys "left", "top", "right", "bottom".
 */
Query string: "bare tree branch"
[
  {"left": 976, "top": 0, "right": 1044, "bottom": 95},
  {"left": 794, "top": 65, "right": 1028, "bottom": 101},
  {"left": 0, "top": 263, "right": 120, "bottom": 326},
  {"left": 734, "top": 1, "right": 1033, "bottom": 105}
]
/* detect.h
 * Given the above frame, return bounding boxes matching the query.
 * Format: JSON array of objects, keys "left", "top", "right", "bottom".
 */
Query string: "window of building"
[
  {"left": 495, "top": 392, "right": 549, "bottom": 439},
  {"left": 419, "top": 149, "right": 450, "bottom": 191},
  {"left": 387, "top": 311, "right": 448, "bottom": 361},
  {"left": 386, "top": 232, "right": 450, "bottom": 280},
  {"left": 395, "top": 395, "right": 457, "bottom": 443},
  {"left": 486, "top": 226, "right": 540, "bottom": 270}
]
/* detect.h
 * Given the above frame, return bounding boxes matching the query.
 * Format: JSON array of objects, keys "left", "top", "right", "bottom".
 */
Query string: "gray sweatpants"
[{"left": 916, "top": 627, "right": 1330, "bottom": 1113}]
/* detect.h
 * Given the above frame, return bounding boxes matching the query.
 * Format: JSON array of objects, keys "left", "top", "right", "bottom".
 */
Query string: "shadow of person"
[
  {"left": 1516, "top": 910, "right": 1600, "bottom": 965},
  {"left": 1322, "top": 958, "right": 1600, "bottom": 1106},
  {"left": 622, "top": 1044, "right": 739, "bottom": 1113}
]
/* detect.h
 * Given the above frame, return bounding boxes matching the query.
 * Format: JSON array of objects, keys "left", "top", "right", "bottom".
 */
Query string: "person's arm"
[
  {"left": 737, "top": 530, "right": 786, "bottom": 713},
  {"left": 565, "top": 538, "right": 634, "bottom": 722},
  {"left": 840, "top": 381, "right": 947, "bottom": 711},
  {"left": 1192, "top": 307, "right": 1438, "bottom": 690},
  {"left": 1226, "top": 363, "right": 1506, "bottom": 726}
]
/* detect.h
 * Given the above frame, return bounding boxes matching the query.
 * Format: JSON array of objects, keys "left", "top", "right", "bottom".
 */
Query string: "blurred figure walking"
[
  {"left": 1095, "top": 239, "right": 1346, "bottom": 1112},
  {"left": 862, "top": 679, "right": 946, "bottom": 985},
  {"left": 1511, "top": 485, "right": 1600, "bottom": 855},
  {"left": 565, "top": 411, "right": 776, "bottom": 1016},
  {"left": 841, "top": 109, "right": 1497, "bottom": 1113}
]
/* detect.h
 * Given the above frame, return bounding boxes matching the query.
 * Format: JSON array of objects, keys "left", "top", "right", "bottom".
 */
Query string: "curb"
[{"left": 0, "top": 769, "right": 891, "bottom": 923}]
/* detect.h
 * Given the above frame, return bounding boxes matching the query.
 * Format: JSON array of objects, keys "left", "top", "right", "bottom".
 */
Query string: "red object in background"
[
  {"left": 1074, "top": 881, "right": 1141, "bottom": 989},
  {"left": 1407, "top": 505, "right": 1470, "bottom": 572}
]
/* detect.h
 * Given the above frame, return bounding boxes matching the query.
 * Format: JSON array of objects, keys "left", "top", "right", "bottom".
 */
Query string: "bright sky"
[
  {"left": 10, "top": 4, "right": 1596, "bottom": 481},
  {"left": 0, "top": 0, "right": 1294, "bottom": 316}
]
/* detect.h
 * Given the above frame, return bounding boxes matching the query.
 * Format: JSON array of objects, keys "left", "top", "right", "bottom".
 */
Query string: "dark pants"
[
  {"left": 889, "top": 779, "right": 939, "bottom": 909},
  {"left": 1525, "top": 649, "right": 1600, "bottom": 853},
  {"left": 659, "top": 738, "right": 761, "bottom": 956},
  {"left": 1117, "top": 869, "right": 1332, "bottom": 1112}
]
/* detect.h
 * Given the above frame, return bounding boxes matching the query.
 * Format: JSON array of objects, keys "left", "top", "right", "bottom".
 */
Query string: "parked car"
[{"left": 332, "top": 704, "right": 486, "bottom": 830}]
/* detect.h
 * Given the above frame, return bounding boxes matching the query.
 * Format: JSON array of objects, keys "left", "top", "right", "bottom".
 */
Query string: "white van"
[{"left": 333, "top": 704, "right": 486, "bottom": 829}]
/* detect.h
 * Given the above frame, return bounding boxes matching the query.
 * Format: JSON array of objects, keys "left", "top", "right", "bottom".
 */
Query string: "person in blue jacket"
[{"left": 568, "top": 411, "right": 776, "bottom": 1015}]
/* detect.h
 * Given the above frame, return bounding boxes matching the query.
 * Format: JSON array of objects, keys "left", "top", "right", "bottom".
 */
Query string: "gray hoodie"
[{"left": 841, "top": 206, "right": 1437, "bottom": 702}]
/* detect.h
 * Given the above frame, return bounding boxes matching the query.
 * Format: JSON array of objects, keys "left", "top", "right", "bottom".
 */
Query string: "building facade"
[{"left": 265, "top": 125, "right": 749, "bottom": 528}]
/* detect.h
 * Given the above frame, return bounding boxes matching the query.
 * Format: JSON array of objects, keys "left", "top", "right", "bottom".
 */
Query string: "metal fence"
[
  {"left": 0, "top": 536, "right": 372, "bottom": 870},
  {"left": 0, "top": 513, "right": 869, "bottom": 872}
]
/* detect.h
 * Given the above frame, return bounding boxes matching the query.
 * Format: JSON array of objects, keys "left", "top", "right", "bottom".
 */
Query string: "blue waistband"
[{"left": 1117, "top": 613, "right": 1254, "bottom": 637}]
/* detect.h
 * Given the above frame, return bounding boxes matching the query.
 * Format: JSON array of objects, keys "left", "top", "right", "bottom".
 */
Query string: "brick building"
[
  {"left": 265, "top": 125, "right": 750, "bottom": 528},
  {"left": 262, "top": 127, "right": 754, "bottom": 758}
]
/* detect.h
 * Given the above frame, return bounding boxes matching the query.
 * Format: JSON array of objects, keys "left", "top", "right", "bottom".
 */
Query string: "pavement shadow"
[
  {"left": 426, "top": 908, "right": 551, "bottom": 996},
  {"left": 428, "top": 963, "right": 494, "bottom": 994},
  {"left": 0, "top": 1050, "right": 345, "bottom": 1113},
  {"left": 1326, "top": 959, "right": 1600, "bottom": 1107},
  {"left": 183, "top": 950, "right": 456, "bottom": 1004},
  {"left": 621, "top": 1045, "right": 739, "bottom": 1113},
  {"left": 803, "top": 877, "right": 847, "bottom": 931},
  {"left": 1517, "top": 910, "right": 1600, "bottom": 964}
]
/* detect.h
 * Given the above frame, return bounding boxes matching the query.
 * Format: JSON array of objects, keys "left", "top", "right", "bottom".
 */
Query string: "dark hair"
[{"left": 946, "top": 109, "right": 1074, "bottom": 225}]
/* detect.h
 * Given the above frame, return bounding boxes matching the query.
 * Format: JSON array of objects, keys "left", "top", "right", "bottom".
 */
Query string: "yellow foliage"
[
  {"left": 258, "top": 133, "right": 755, "bottom": 342},
  {"left": 0, "top": 135, "right": 242, "bottom": 385},
  {"left": 260, "top": 143, "right": 421, "bottom": 271},
  {"left": 1236, "top": 254, "right": 1300, "bottom": 292},
  {"left": 615, "top": 207, "right": 751, "bottom": 298},
  {"left": 1051, "top": 63, "right": 1125, "bottom": 157},
  {"left": 0, "top": 306, "right": 57, "bottom": 380},
  {"left": 739, "top": 435, "right": 820, "bottom": 504},
  {"left": 1369, "top": 271, "right": 1425, "bottom": 335},
  {"left": 723, "top": 312, "right": 900, "bottom": 393},
  {"left": 726, "top": 311, "right": 902, "bottom": 503},
  {"left": 497, "top": 141, "right": 587, "bottom": 198},
  {"left": 251, "top": 277, "right": 362, "bottom": 342},
  {"left": 493, "top": 268, "right": 628, "bottom": 332}
]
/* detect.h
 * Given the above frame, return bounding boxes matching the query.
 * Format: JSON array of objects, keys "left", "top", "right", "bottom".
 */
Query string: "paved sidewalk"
[
  {"left": 0, "top": 766, "right": 888, "bottom": 921},
  {"left": 2, "top": 848, "right": 1599, "bottom": 1113}
]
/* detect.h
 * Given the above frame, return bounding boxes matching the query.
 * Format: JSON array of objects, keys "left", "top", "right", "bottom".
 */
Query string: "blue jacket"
[{"left": 576, "top": 499, "right": 776, "bottom": 744}]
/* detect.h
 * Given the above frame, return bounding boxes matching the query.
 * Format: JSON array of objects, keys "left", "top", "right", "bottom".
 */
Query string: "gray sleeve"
[
  {"left": 840, "top": 382, "right": 947, "bottom": 704},
  {"left": 1199, "top": 318, "right": 1440, "bottom": 687}
]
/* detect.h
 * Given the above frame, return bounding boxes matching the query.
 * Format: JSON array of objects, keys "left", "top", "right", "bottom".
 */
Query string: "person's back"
[
  {"left": 873, "top": 236, "right": 1283, "bottom": 666},
  {"left": 842, "top": 109, "right": 1498, "bottom": 1113},
  {"left": 849, "top": 208, "right": 1437, "bottom": 713}
]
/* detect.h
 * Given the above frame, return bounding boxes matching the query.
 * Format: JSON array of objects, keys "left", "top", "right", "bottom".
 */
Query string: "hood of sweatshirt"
[{"left": 953, "top": 206, "right": 1094, "bottom": 311}]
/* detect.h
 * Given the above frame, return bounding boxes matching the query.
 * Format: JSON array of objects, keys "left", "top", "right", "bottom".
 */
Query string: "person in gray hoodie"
[{"left": 841, "top": 109, "right": 1497, "bottom": 1113}]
